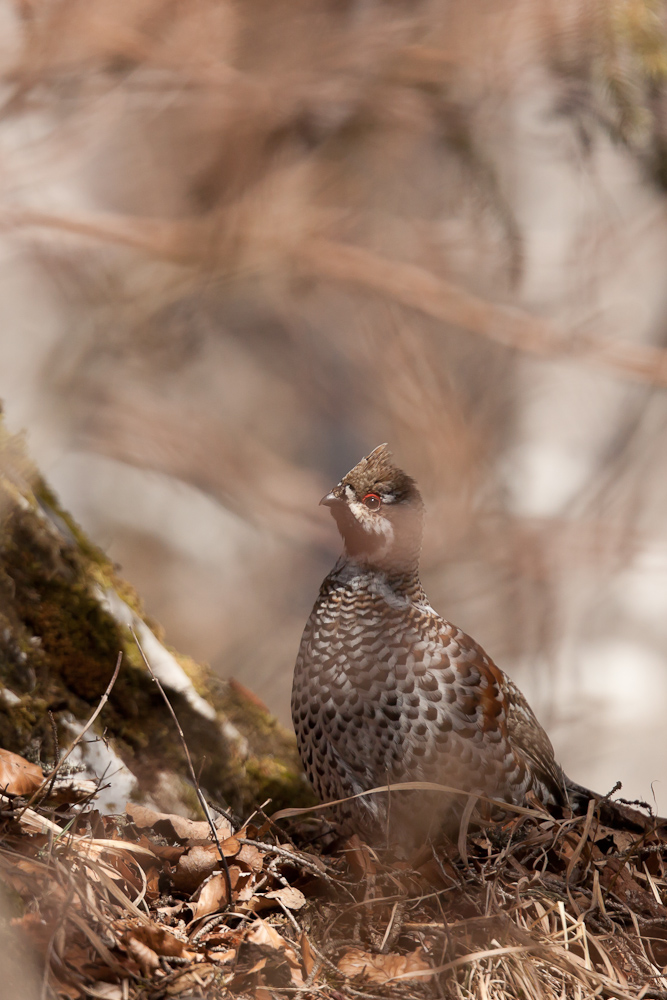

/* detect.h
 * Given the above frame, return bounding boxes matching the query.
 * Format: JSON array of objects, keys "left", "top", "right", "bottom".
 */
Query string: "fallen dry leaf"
[
  {"left": 173, "top": 844, "right": 222, "bottom": 892},
  {"left": 83, "top": 984, "right": 124, "bottom": 1000},
  {"left": 164, "top": 965, "right": 215, "bottom": 995},
  {"left": 207, "top": 948, "right": 237, "bottom": 965},
  {"left": 246, "top": 922, "right": 288, "bottom": 952},
  {"left": 80, "top": 838, "right": 159, "bottom": 864},
  {"left": 341, "top": 835, "right": 377, "bottom": 878},
  {"left": 46, "top": 776, "right": 99, "bottom": 805},
  {"left": 234, "top": 870, "right": 256, "bottom": 902},
  {"left": 191, "top": 872, "right": 230, "bottom": 919},
  {"left": 338, "top": 947, "right": 432, "bottom": 984},
  {"left": 264, "top": 886, "right": 306, "bottom": 910},
  {"left": 137, "top": 834, "right": 184, "bottom": 864},
  {"left": 236, "top": 843, "right": 263, "bottom": 873},
  {"left": 246, "top": 919, "right": 304, "bottom": 985},
  {"left": 156, "top": 901, "right": 187, "bottom": 922},
  {"left": 127, "top": 923, "right": 191, "bottom": 959},
  {"left": 246, "top": 956, "right": 268, "bottom": 975},
  {"left": 0, "top": 749, "right": 44, "bottom": 796},
  {"left": 300, "top": 932, "right": 316, "bottom": 978},
  {"left": 173, "top": 840, "right": 242, "bottom": 892},
  {"left": 125, "top": 936, "right": 160, "bottom": 973},
  {"left": 126, "top": 803, "right": 232, "bottom": 842},
  {"left": 219, "top": 836, "right": 242, "bottom": 856}
]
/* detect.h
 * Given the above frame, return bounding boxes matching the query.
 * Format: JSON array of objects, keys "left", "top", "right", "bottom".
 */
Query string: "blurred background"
[{"left": 0, "top": 0, "right": 665, "bottom": 807}]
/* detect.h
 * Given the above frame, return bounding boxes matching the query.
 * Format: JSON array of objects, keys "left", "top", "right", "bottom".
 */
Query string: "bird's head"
[{"left": 321, "top": 444, "right": 424, "bottom": 571}]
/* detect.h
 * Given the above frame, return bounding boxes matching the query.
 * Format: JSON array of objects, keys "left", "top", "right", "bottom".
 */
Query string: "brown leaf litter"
[{"left": 0, "top": 768, "right": 665, "bottom": 999}]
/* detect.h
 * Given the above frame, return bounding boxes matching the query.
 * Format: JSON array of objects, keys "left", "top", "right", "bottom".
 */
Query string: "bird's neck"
[{"left": 338, "top": 550, "right": 425, "bottom": 602}]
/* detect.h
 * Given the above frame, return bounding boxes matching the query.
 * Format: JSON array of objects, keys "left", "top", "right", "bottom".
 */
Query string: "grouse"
[{"left": 292, "top": 444, "right": 568, "bottom": 845}]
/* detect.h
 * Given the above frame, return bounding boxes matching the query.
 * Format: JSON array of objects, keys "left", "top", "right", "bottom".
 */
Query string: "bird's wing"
[
  {"left": 500, "top": 674, "right": 567, "bottom": 805},
  {"left": 414, "top": 606, "right": 567, "bottom": 805}
]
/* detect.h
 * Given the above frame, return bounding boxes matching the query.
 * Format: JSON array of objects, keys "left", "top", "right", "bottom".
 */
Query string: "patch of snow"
[
  {"left": 0, "top": 686, "right": 21, "bottom": 706},
  {"left": 59, "top": 713, "right": 138, "bottom": 815},
  {"left": 98, "top": 587, "right": 217, "bottom": 722}
]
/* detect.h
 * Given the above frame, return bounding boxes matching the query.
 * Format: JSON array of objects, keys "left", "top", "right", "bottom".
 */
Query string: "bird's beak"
[{"left": 320, "top": 490, "right": 343, "bottom": 507}]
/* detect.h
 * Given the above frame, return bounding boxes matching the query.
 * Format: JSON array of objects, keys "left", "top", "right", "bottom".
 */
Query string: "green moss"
[
  {"left": 34, "top": 477, "right": 154, "bottom": 626},
  {"left": 33, "top": 478, "right": 110, "bottom": 568},
  {"left": 241, "top": 755, "right": 316, "bottom": 814},
  {"left": 612, "top": 0, "right": 667, "bottom": 82},
  {"left": 207, "top": 677, "right": 316, "bottom": 814},
  {"left": 0, "top": 696, "right": 46, "bottom": 751},
  {"left": 595, "top": 0, "right": 667, "bottom": 159},
  {"left": 2, "top": 504, "right": 121, "bottom": 700},
  {"left": 179, "top": 780, "right": 206, "bottom": 818},
  {"left": 169, "top": 648, "right": 211, "bottom": 697}
]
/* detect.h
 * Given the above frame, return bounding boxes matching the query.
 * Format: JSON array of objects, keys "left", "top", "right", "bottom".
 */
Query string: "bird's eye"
[{"left": 362, "top": 493, "right": 382, "bottom": 511}]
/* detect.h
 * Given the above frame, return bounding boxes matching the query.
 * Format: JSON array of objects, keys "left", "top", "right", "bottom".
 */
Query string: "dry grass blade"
[
  {"left": 457, "top": 793, "right": 479, "bottom": 867},
  {"left": 566, "top": 797, "right": 596, "bottom": 884},
  {"left": 87, "top": 861, "right": 153, "bottom": 924},
  {"left": 272, "top": 780, "right": 548, "bottom": 822},
  {"left": 64, "top": 910, "right": 128, "bottom": 977}
]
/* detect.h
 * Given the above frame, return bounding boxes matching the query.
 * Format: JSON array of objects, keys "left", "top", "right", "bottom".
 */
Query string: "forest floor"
[{"left": 0, "top": 742, "right": 666, "bottom": 1000}]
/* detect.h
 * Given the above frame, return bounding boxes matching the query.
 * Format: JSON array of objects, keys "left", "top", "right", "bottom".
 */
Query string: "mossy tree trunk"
[{"left": 0, "top": 414, "right": 312, "bottom": 819}]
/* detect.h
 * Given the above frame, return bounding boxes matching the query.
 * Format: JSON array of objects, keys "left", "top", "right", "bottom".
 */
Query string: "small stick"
[
  {"left": 48, "top": 710, "right": 59, "bottom": 766},
  {"left": 24, "top": 651, "right": 123, "bottom": 814},
  {"left": 130, "top": 626, "right": 232, "bottom": 908},
  {"left": 203, "top": 796, "right": 237, "bottom": 830},
  {"left": 237, "top": 838, "right": 336, "bottom": 880}
]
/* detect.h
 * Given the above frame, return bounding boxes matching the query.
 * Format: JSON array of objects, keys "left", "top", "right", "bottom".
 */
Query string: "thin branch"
[
  {"left": 24, "top": 651, "right": 123, "bottom": 813},
  {"left": 237, "top": 837, "right": 346, "bottom": 890},
  {"left": 0, "top": 208, "right": 200, "bottom": 264},
  {"left": 129, "top": 626, "right": 233, "bottom": 909}
]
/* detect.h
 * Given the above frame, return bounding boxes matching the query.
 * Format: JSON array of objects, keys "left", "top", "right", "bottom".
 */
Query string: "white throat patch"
[{"left": 347, "top": 499, "right": 395, "bottom": 548}]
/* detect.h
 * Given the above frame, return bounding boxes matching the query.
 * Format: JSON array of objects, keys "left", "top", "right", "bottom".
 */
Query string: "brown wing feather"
[{"left": 501, "top": 675, "right": 567, "bottom": 806}]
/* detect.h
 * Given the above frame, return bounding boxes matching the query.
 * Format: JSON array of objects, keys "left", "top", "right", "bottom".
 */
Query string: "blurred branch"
[
  {"left": 297, "top": 239, "right": 667, "bottom": 389},
  {"left": 5, "top": 208, "right": 667, "bottom": 390},
  {"left": 67, "top": 384, "right": 333, "bottom": 549},
  {"left": 1, "top": 209, "right": 199, "bottom": 264}
]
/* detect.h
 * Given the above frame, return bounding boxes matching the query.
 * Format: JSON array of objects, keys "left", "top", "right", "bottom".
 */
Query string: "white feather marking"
[
  {"left": 370, "top": 575, "right": 411, "bottom": 610},
  {"left": 348, "top": 500, "right": 395, "bottom": 543}
]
